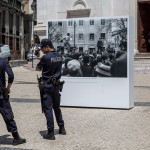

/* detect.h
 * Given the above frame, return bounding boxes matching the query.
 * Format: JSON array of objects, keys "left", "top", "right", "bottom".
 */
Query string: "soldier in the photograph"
[
  {"left": 0, "top": 57, "right": 26, "bottom": 145},
  {"left": 64, "top": 33, "right": 70, "bottom": 53},
  {"left": 97, "top": 38, "right": 103, "bottom": 54},
  {"left": 36, "top": 39, "right": 66, "bottom": 140}
]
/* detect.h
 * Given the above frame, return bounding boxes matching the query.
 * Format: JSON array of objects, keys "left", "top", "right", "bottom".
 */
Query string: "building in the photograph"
[
  {"left": 48, "top": 18, "right": 127, "bottom": 53},
  {"left": 34, "top": 0, "right": 150, "bottom": 54},
  {"left": 0, "top": 0, "right": 25, "bottom": 59}
]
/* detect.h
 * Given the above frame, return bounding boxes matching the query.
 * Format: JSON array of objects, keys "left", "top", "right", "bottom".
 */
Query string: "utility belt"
[
  {"left": 47, "top": 78, "right": 60, "bottom": 85},
  {"left": 38, "top": 77, "right": 65, "bottom": 92},
  {"left": 47, "top": 78, "right": 65, "bottom": 92},
  {"left": 0, "top": 87, "right": 9, "bottom": 99}
]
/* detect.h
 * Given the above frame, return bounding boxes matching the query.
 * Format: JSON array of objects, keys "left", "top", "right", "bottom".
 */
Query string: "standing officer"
[
  {"left": 0, "top": 57, "right": 26, "bottom": 145},
  {"left": 36, "top": 39, "right": 66, "bottom": 140}
]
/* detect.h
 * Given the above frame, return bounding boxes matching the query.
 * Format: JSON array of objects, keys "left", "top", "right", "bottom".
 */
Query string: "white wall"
[{"left": 36, "top": 0, "right": 137, "bottom": 52}]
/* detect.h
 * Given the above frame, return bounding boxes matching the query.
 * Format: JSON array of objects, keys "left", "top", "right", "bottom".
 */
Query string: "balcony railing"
[{"left": 7, "top": 0, "right": 21, "bottom": 10}]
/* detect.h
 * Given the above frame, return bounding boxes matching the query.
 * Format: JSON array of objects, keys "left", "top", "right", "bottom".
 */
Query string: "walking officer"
[
  {"left": 0, "top": 57, "right": 26, "bottom": 145},
  {"left": 36, "top": 39, "right": 66, "bottom": 140}
]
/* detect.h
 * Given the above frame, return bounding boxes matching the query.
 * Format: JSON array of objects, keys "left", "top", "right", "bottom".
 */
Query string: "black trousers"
[
  {"left": 0, "top": 96, "right": 18, "bottom": 133},
  {"left": 42, "top": 86, "right": 64, "bottom": 132}
]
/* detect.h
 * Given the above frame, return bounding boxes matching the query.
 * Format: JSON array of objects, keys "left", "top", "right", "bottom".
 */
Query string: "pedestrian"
[
  {"left": 36, "top": 38, "right": 66, "bottom": 140},
  {"left": 0, "top": 57, "right": 26, "bottom": 145}
]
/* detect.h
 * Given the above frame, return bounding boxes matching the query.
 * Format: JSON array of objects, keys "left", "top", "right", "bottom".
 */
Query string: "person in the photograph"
[
  {"left": 106, "top": 44, "right": 115, "bottom": 61},
  {"left": 66, "top": 59, "right": 83, "bottom": 77},
  {"left": 36, "top": 39, "right": 66, "bottom": 140},
  {"left": 119, "top": 38, "right": 127, "bottom": 51},
  {"left": 110, "top": 51, "right": 127, "bottom": 77},
  {"left": 81, "top": 55, "right": 93, "bottom": 77},
  {"left": 97, "top": 38, "right": 103, "bottom": 54},
  {"left": 101, "top": 50, "right": 111, "bottom": 66},
  {"left": 60, "top": 39, "right": 64, "bottom": 54},
  {"left": 94, "top": 53, "right": 111, "bottom": 77},
  {"left": 64, "top": 33, "right": 70, "bottom": 52},
  {"left": 62, "top": 57, "right": 72, "bottom": 76},
  {"left": 0, "top": 57, "right": 26, "bottom": 145}
]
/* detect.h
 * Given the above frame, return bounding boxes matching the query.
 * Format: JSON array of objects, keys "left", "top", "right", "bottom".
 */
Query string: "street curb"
[{"left": 10, "top": 60, "right": 28, "bottom": 67}]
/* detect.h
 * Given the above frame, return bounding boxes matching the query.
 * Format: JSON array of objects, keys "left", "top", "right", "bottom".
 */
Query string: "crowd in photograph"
[{"left": 58, "top": 39, "right": 127, "bottom": 78}]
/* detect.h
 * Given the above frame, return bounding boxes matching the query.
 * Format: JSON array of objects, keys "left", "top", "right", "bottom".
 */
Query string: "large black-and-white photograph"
[{"left": 48, "top": 17, "right": 128, "bottom": 77}]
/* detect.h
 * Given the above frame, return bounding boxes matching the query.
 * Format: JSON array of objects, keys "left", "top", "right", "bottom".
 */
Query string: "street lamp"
[
  {"left": 31, "top": 1, "right": 36, "bottom": 68},
  {"left": 74, "top": 20, "right": 76, "bottom": 48}
]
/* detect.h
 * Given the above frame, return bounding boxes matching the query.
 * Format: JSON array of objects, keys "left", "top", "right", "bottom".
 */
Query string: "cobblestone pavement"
[{"left": 0, "top": 61, "right": 150, "bottom": 150}]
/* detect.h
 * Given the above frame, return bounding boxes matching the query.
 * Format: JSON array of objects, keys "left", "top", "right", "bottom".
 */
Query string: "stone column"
[
  {"left": 5, "top": 9, "right": 9, "bottom": 45},
  {"left": 20, "top": 14, "right": 25, "bottom": 59},
  {"left": 134, "top": 0, "right": 139, "bottom": 54},
  {"left": 13, "top": 13, "right": 16, "bottom": 54}
]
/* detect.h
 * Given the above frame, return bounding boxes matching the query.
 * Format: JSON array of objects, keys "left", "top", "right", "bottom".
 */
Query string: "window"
[
  {"left": 9, "top": 37, "right": 13, "bottom": 50},
  {"left": 79, "top": 20, "right": 83, "bottom": 26},
  {"left": 58, "top": 21, "right": 62, "bottom": 27},
  {"left": 49, "top": 22, "right": 52, "bottom": 27},
  {"left": 2, "top": 11, "right": 5, "bottom": 27},
  {"left": 90, "top": 20, "right": 94, "bottom": 25},
  {"left": 16, "top": 0, "right": 21, "bottom": 9},
  {"left": 9, "top": 13, "right": 13, "bottom": 34},
  {"left": 101, "top": 33, "right": 105, "bottom": 39},
  {"left": 68, "top": 20, "right": 73, "bottom": 26},
  {"left": 78, "top": 33, "right": 84, "bottom": 40},
  {"left": 2, "top": 35, "right": 5, "bottom": 44},
  {"left": 16, "top": 38, "right": 19, "bottom": 50},
  {"left": 89, "top": 33, "right": 94, "bottom": 40},
  {"left": 16, "top": 15, "right": 20, "bottom": 35},
  {"left": 101, "top": 19, "right": 105, "bottom": 25}
]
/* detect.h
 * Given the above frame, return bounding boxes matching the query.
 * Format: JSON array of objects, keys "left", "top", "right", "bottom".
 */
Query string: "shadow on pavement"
[
  {"left": 135, "top": 102, "right": 150, "bottom": 106},
  {"left": 135, "top": 86, "right": 150, "bottom": 89},
  {"left": 0, "top": 147, "right": 33, "bottom": 150},
  {"left": 0, "top": 148, "right": 32, "bottom": 150},
  {"left": 14, "top": 81, "right": 37, "bottom": 85},
  {"left": 39, "top": 129, "right": 59, "bottom": 137},
  {"left": 0, "top": 134, "right": 12, "bottom": 145},
  {"left": 10, "top": 98, "right": 40, "bottom": 103},
  {"left": 0, "top": 135, "right": 32, "bottom": 149}
]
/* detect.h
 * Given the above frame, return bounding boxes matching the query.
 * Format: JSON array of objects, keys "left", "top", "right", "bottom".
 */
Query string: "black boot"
[
  {"left": 43, "top": 130, "right": 55, "bottom": 140},
  {"left": 12, "top": 132, "right": 26, "bottom": 145},
  {"left": 59, "top": 126, "right": 66, "bottom": 135}
]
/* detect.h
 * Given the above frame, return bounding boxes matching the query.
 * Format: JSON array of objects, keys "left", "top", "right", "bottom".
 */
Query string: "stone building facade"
[
  {"left": 35, "top": 0, "right": 150, "bottom": 54},
  {"left": 24, "top": 0, "right": 37, "bottom": 58},
  {"left": 0, "top": 0, "right": 25, "bottom": 59}
]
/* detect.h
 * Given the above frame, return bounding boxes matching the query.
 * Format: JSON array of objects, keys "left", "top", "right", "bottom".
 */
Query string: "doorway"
[{"left": 138, "top": 1, "right": 150, "bottom": 52}]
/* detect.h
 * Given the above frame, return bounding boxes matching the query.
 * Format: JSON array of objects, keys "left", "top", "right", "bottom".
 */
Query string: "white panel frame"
[{"left": 46, "top": 16, "right": 134, "bottom": 109}]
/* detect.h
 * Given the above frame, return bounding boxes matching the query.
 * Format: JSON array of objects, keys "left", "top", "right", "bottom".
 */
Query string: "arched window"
[{"left": 73, "top": 0, "right": 88, "bottom": 9}]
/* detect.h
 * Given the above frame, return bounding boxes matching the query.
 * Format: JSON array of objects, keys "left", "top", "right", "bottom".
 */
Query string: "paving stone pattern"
[{"left": 0, "top": 61, "right": 150, "bottom": 149}]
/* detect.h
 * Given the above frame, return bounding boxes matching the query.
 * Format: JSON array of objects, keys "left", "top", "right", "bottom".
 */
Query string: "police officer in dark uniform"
[
  {"left": 36, "top": 39, "right": 66, "bottom": 140},
  {"left": 0, "top": 57, "right": 26, "bottom": 145}
]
